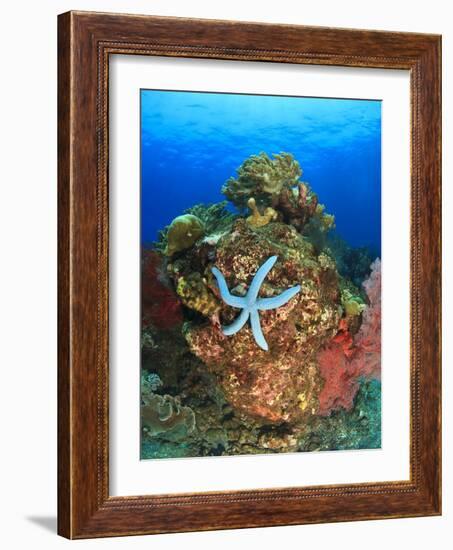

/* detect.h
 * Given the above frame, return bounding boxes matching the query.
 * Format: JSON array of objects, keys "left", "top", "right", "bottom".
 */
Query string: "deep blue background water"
[{"left": 141, "top": 90, "right": 381, "bottom": 252}]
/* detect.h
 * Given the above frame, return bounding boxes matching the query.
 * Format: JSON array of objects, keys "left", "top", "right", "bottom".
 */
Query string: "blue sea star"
[{"left": 211, "top": 255, "right": 301, "bottom": 351}]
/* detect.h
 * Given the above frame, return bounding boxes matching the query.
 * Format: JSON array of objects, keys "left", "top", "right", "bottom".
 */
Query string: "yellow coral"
[
  {"left": 176, "top": 273, "right": 220, "bottom": 317},
  {"left": 165, "top": 214, "right": 204, "bottom": 256},
  {"left": 246, "top": 197, "right": 278, "bottom": 227},
  {"left": 297, "top": 392, "right": 308, "bottom": 411}
]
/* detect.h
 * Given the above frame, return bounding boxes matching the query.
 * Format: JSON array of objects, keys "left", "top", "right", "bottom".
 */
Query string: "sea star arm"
[
  {"left": 247, "top": 255, "right": 278, "bottom": 303},
  {"left": 257, "top": 284, "right": 301, "bottom": 310},
  {"left": 222, "top": 308, "right": 250, "bottom": 336},
  {"left": 250, "top": 309, "right": 268, "bottom": 351},
  {"left": 211, "top": 267, "right": 246, "bottom": 308}
]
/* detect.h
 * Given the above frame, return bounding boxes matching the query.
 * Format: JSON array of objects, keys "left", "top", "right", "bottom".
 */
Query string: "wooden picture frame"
[{"left": 58, "top": 10, "right": 441, "bottom": 539}]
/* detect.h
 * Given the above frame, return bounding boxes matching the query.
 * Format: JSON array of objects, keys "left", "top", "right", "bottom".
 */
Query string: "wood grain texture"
[{"left": 57, "top": 10, "right": 442, "bottom": 539}]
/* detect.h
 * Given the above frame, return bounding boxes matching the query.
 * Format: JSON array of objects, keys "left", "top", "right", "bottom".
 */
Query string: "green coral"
[
  {"left": 341, "top": 288, "right": 366, "bottom": 317},
  {"left": 164, "top": 214, "right": 205, "bottom": 256},
  {"left": 222, "top": 152, "right": 302, "bottom": 208},
  {"left": 141, "top": 370, "right": 163, "bottom": 392},
  {"left": 141, "top": 327, "right": 157, "bottom": 351}
]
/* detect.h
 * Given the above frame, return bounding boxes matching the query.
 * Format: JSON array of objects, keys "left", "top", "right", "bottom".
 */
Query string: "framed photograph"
[{"left": 58, "top": 11, "right": 441, "bottom": 538}]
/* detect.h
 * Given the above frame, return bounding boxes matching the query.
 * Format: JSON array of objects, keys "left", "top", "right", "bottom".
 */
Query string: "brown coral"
[{"left": 273, "top": 182, "right": 318, "bottom": 231}]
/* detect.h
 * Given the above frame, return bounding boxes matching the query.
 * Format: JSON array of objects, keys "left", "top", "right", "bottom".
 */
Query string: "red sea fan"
[
  {"left": 317, "top": 339, "right": 361, "bottom": 414},
  {"left": 317, "top": 259, "right": 381, "bottom": 415},
  {"left": 141, "top": 249, "right": 183, "bottom": 330}
]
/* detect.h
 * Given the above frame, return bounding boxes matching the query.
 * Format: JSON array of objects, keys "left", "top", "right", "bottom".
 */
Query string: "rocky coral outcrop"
[{"left": 181, "top": 219, "right": 342, "bottom": 423}]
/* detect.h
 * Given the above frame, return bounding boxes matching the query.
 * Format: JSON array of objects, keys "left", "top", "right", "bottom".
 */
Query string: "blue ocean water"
[{"left": 141, "top": 90, "right": 381, "bottom": 253}]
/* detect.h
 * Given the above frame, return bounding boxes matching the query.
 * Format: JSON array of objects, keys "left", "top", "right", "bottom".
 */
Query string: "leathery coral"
[
  {"left": 222, "top": 152, "right": 302, "bottom": 208},
  {"left": 141, "top": 371, "right": 196, "bottom": 439},
  {"left": 141, "top": 392, "right": 196, "bottom": 439},
  {"left": 164, "top": 214, "right": 205, "bottom": 256},
  {"left": 317, "top": 258, "right": 381, "bottom": 415}
]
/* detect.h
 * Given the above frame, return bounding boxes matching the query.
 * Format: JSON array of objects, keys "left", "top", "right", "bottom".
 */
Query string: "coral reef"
[
  {"left": 354, "top": 258, "right": 381, "bottom": 375},
  {"left": 141, "top": 332, "right": 381, "bottom": 459},
  {"left": 155, "top": 202, "right": 236, "bottom": 256},
  {"left": 341, "top": 287, "right": 366, "bottom": 318},
  {"left": 164, "top": 214, "right": 205, "bottom": 256},
  {"left": 298, "top": 379, "right": 381, "bottom": 451},
  {"left": 302, "top": 203, "right": 336, "bottom": 253},
  {"left": 141, "top": 370, "right": 163, "bottom": 392},
  {"left": 141, "top": 151, "right": 381, "bottom": 459},
  {"left": 222, "top": 152, "right": 335, "bottom": 240},
  {"left": 275, "top": 182, "right": 319, "bottom": 231}
]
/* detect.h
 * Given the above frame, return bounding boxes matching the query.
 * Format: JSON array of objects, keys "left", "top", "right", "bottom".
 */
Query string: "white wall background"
[{"left": 0, "top": 0, "right": 450, "bottom": 548}]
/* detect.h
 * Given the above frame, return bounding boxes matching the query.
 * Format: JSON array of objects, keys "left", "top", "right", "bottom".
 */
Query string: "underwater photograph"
[{"left": 140, "top": 89, "right": 382, "bottom": 460}]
